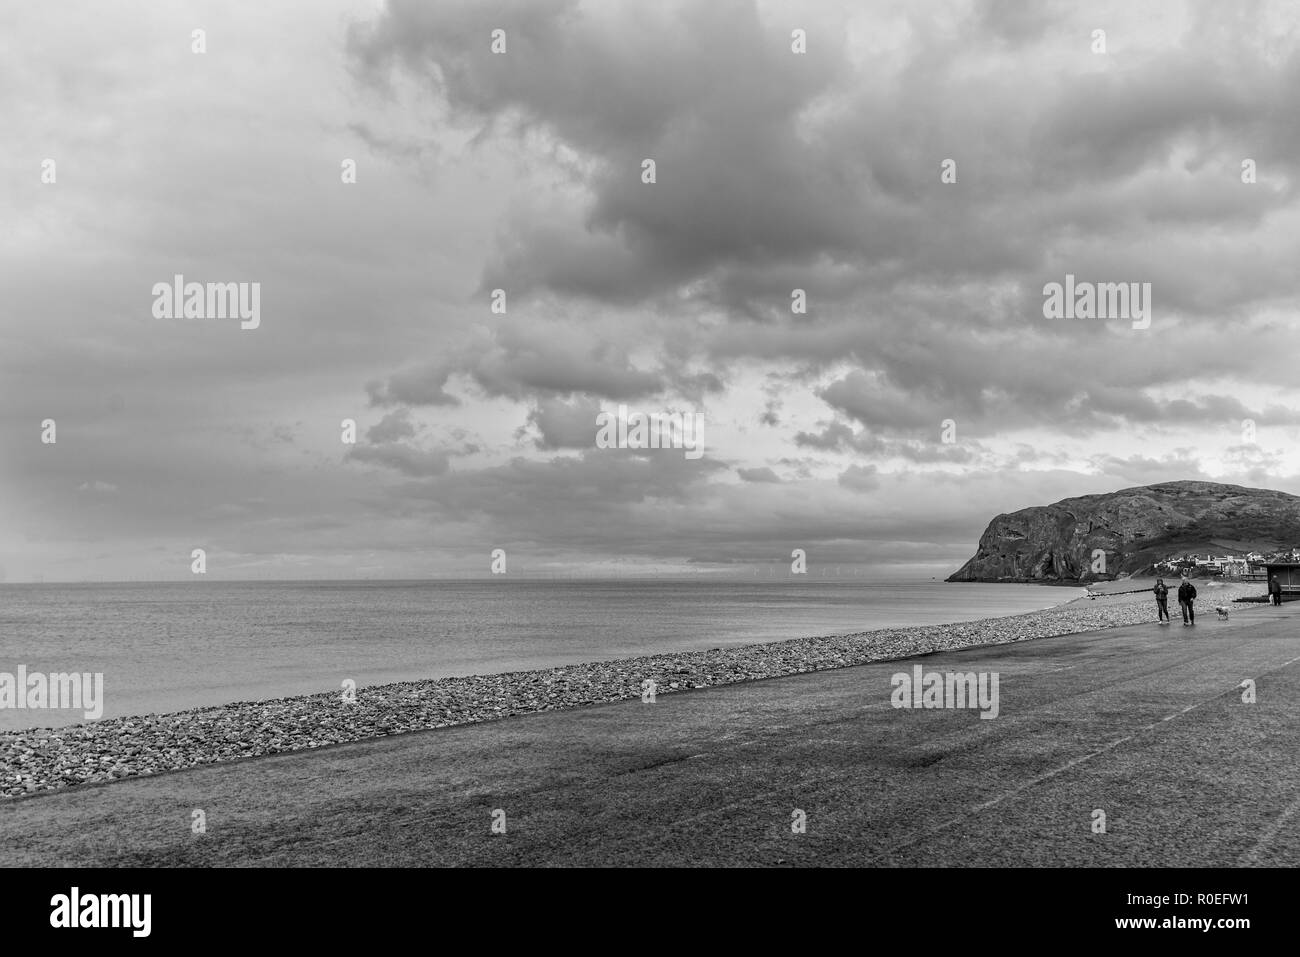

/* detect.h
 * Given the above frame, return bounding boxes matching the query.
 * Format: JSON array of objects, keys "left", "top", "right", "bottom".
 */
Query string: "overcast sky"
[{"left": 3, "top": 0, "right": 1299, "bottom": 582}]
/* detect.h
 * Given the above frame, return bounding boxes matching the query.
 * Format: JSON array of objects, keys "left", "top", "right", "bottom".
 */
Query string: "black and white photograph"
[{"left": 1, "top": 0, "right": 1294, "bottom": 937}]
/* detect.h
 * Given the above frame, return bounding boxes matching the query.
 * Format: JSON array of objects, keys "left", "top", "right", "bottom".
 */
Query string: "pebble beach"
[{"left": 0, "top": 580, "right": 1260, "bottom": 798}]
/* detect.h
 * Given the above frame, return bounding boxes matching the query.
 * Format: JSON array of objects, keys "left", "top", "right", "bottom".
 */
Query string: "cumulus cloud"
[
  {"left": 367, "top": 408, "right": 419, "bottom": 443},
  {"left": 524, "top": 395, "right": 602, "bottom": 449},
  {"left": 366, "top": 361, "right": 462, "bottom": 408}
]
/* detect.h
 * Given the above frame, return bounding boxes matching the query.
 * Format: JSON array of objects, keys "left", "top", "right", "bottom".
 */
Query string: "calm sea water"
[{"left": 0, "top": 579, "right": 1076, "bottom": 730}]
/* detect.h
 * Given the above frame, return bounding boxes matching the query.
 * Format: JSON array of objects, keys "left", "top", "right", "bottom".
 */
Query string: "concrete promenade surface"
[{"left": 2, "top": 602, "right": 1297, "bottom": 867}]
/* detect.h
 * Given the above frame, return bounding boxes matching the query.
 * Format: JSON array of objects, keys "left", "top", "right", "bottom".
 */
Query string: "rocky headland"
[{"left": 948, "top": 481, "right": 1300, "bottom": 583}]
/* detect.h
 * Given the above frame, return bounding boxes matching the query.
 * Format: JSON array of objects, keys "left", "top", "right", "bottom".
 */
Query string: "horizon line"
[{"left": 0, "top": 571, "right": 963, "bottom": 587}]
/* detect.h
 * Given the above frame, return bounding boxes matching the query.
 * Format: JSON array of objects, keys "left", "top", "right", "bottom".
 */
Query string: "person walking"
[
  {"left": 1153, "top": 577, "right": 1170, "bottom": 623},
  {"left": 1268, "top": 575, "right": 1282, "bottom": 607},
  {"left": 1178, "top": 578, "right": 1197, "bottom": 626}
]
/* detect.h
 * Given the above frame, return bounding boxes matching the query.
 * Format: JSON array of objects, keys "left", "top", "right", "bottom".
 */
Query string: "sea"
[{"left": 0, "top": 579, "right": 1078, "bottom": 730}]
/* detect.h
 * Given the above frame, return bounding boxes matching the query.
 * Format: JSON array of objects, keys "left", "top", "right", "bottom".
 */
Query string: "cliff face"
[{"left": 948, "top": 481, "right": 1300, "bottom": 582}]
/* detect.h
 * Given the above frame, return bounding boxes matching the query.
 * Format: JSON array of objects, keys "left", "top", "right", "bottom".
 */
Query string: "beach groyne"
[{"left": 1, "top": 582, "right": 1259, "bottom": 798}]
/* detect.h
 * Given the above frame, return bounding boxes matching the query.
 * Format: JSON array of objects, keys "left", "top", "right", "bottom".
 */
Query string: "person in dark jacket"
[
  {"left": 1153, "top": 578, "right": 1170, "bottom": 623},
  {"left": 1269, "top": 576, "right": 1282, "bottom": 606},
  {"left": 1178, "top": 578, "right": 1197, "bottom": 626}
]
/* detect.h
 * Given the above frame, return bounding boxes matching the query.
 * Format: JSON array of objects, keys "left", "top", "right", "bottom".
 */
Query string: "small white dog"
[{"left": 1214, "top": 606, "right": 1230, "bottom": 620}]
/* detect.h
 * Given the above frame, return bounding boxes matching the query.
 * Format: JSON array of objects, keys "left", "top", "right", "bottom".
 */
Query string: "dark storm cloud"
[
  {"left": 817, "top": 372, "right": 943, "bottom": 432},
  {"left": 366, "top": 360, "right": 462, "bottom": 408},
  {"left": 793, "top": 421, "right": 853, "bottom": 451},
  {"left": 367, "top": 324, "right": 665, "bottom": 409},
  {"left": 349, "top": 0, "right": 856, "bottom": 299},
  {"left": 367, "top": 408, "right": 419, "bottom": 443},
  {"left": 351, "top": 0, "right": 1300, "bottom": 435},
  {"left": 524, "top": 395, "right": 602, "bottom": 449},
  {"left": 469, "top": 324, "right": 664, "bottom": 400}
]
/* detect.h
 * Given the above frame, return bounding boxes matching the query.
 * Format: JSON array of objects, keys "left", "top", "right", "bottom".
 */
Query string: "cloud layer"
[{"left": 3, "top": 0, "right": 1300, "bottom": 581}]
